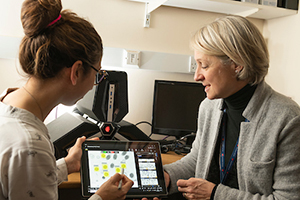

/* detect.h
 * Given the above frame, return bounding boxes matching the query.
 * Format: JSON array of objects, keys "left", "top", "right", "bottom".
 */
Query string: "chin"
[
  {"left": 62, "top": 99, "right": 80, "bottom": 106},
  {"left": 206, "top": 94, "right": 221, "bottom": 100},
  {"left": 207, "top": 96, "right": 216, "bottom": 100}
]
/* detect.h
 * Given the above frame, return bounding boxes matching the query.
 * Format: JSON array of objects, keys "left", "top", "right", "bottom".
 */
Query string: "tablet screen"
[{"left": 81, "top": 140, "right": 168, "bottom": 198}]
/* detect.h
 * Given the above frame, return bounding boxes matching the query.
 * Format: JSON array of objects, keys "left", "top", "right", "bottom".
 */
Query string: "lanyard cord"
[{"left": 220, "top": 108, "right": 248, "bottom": 184}]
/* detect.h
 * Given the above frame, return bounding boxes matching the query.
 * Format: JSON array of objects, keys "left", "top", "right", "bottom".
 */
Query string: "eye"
[
  {"left": 200, "top": 63, "right": 209, "bottom": 69},
  {"left": 196, "top": 60, "right": 209, "bottom": 70}
]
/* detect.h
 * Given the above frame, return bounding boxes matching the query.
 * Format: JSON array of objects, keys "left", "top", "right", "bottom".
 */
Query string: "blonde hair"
[
  {"left": 191, "top": 15, "right": 269, "bottom": 85},
  {"left": 19, "top": 0, "right": 103, "bottom": 79}
]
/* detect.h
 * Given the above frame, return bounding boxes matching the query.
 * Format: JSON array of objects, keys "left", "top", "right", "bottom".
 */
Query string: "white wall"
[
  {"left": 263, "top": 12, "right": 300, "bottom": 104},
  {"left": 0, "top": 0, "right": 266, "bottom": 136}
]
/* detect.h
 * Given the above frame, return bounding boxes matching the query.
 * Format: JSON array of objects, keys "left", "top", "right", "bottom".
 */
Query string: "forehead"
[{"left": 194, "top": 51, "right": 218, "bottom": 63}]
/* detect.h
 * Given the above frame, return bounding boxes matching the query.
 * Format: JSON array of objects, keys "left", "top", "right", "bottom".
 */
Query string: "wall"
[
  {"left": 0, "top": 0, "right": 265, "bottom": 137},
  {"left": 263, "top": 11, "right": 300, "bottom": 104}
]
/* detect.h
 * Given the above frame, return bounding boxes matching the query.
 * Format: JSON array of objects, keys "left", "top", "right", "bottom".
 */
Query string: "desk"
[{"left": 59, "top": 151, "right": 184, "bottom": 189}]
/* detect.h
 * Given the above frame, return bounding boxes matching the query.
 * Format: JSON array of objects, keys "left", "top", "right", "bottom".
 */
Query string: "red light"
[{"left": 105, "top": 126, "right": 111, "bottom": 133}]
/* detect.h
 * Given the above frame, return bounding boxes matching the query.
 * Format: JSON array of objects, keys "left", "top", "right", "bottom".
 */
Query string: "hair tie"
[{"left": 47, "top": 15, "right": 61, "bottom": 27}]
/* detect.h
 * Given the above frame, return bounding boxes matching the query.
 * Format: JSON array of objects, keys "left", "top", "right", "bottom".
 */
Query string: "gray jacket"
[{"left": 164, "top": 81, "right": 300, "bottom": 199}]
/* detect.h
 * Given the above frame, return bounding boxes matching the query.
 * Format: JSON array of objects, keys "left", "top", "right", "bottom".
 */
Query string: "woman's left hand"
[
  {"left": 64, "top": 136, "right": 99, "bottom": 174},
  {"left": 177, "top": 178, "right": 215, "bottom": 200}
]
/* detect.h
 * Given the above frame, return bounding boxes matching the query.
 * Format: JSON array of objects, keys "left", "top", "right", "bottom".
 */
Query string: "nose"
[{"left": 194, "top": 66, "right": 204, "bottom": 82}]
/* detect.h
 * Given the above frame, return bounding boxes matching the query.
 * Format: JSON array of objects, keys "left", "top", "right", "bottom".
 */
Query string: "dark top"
[{"left": 207, "top": 84, "right": 257, "bottom": 191}]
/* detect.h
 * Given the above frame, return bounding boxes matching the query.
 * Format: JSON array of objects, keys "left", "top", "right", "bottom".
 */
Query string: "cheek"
[{"left": 86, "top": 72, "right": 96, "bottom": 88}]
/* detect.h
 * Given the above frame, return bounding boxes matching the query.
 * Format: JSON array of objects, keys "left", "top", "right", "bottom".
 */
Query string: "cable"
[
  {"left": 135, "top": 121, "right": 152, "bottom": 127},
  {"left": 178, "top": 133, "right": 196, "bottom": 141},
  {"left": 134, "top": 121, "right": 153, "bottom": 138},
  {"left": 158, "top": 133, "right": 196, "bottom": 154}
]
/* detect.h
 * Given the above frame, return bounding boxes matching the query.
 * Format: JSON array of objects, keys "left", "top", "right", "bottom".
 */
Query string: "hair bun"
[{"left": 21, "top": 0, "right": 62, "bottom": 37}]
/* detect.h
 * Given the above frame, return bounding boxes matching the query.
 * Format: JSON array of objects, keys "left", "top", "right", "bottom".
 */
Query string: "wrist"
[
  {"left": 64, "top": 157, "right": 78, "bottom": 174},
  {"left": 210, "top": 184, "right": 218, "bottom": 200}
]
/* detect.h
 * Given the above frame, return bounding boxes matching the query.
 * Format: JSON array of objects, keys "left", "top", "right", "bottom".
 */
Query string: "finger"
[
  {"left": 88, "top": 137, "right": 100, "bottom": 141},
  {"left": 121, "top": 179, "right": 134, "bottom": 191},
  {"left": 177, "top": 179, "right": 189, "bottom": 187},
  {"left": 121, "top": 175, "right": 134, "bottom": 191},
  {"left": 178, "top": 186, "right": 189, "bottom": 193},
  {"left": 74, "top": 136, "right": 86, "bottom": 148},
  {"left": 183, "top": 192, "right": 188, "bottom": 199},
  {"left": 122, "top": 174, "right": 132, "bottom": 182},
  {"left": 108, "top": 173, "right": 123, "bottom": 184},
  {"left": 186, "top": 192, "right": 206, "bottom": 200}
]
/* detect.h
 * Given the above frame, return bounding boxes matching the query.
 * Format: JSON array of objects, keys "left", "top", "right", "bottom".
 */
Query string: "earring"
[{"left": 235, "top": 70, "right": 239, "bottom": 73}]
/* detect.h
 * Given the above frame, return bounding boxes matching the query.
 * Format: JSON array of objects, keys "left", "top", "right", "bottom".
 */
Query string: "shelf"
[{"left": 129, "top": 0, "right": 298, "bottom": 20}]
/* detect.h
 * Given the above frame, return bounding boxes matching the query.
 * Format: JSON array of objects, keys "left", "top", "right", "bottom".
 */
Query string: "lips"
[{"left": 203, "top": 84, "right": 210, "bottom": 93}]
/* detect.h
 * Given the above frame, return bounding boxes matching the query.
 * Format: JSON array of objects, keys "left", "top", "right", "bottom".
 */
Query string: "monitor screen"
[{"left": 151, "top": 80, "right": 206, "bottom": 139}]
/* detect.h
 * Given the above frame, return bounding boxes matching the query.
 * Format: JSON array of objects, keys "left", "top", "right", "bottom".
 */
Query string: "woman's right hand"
[{"left": 95, "top": 173, "right": 134, "bottom": 200}]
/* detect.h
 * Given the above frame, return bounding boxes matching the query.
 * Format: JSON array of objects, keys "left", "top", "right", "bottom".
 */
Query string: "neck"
[
  {"left": 224, "top": 84, "right": 257, "bottom": 111},
  {"left": 2, "top": 77, "right": 63, "bottom": 121},
  {"left": 24, "top": 77, "right": 64, "bottom": 121},
  {"left": 22, "top": 86, "right": 44, "bottom": 120}
]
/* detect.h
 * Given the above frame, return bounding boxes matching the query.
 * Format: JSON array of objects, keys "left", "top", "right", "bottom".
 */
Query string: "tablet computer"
[{"left": 81, "top": 140, "right": 168, "bottom": 198}]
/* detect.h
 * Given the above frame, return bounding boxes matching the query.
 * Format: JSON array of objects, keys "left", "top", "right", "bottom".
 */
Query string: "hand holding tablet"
[{"left": 81, "top": 141, "right": 168, "bottom": 198}]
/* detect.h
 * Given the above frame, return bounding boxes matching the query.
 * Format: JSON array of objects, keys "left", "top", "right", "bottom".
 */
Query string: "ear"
[
  {"left": 70, "top": 60, "right": 83, "bottom": 85},
  {"left": 233, "top": 62, "right": 244, "bottom": 73},
  {"left": 236, "top": 65, "right": 243, "bottom": 70},
  {"left": 235, "top": 66, "right": 244, "bottom": 73}
]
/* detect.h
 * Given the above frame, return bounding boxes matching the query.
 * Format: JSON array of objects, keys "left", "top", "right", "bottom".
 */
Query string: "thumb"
[{"left": 75, "top": 136, "right": 86, "bottom": 148}]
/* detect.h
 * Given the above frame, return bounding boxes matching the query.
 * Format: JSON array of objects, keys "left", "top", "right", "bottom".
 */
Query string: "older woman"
[{"left": 161, "top": 16, "right": 300, "bottom": 200}]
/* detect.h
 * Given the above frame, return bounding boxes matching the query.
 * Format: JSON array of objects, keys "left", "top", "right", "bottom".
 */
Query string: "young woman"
[{"left": 0, "top": 0, "right": 133, "bottom": 200}]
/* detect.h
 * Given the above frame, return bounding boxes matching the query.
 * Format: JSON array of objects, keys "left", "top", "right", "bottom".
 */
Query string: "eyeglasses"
[{"left": 89, "top": 65, "right": 108, "bottom": 85}]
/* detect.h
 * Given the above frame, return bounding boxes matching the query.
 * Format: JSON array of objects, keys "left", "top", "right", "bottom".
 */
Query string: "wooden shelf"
[{"left": 129, "top": 0, "right": 297, "bottom": 20}]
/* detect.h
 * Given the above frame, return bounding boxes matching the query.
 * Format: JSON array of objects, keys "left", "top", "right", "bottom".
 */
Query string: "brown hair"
[{"left": 19, "top": 0, "right": 103, "bottom": 79}]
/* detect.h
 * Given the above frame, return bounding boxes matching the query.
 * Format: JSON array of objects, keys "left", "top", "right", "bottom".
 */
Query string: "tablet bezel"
[{"left": 80, "top": 140, "right": 168, "bottom": 198}]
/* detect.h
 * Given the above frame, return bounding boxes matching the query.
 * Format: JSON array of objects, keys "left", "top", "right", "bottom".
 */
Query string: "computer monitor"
[
  {"left": 151, "top": 80, "right": 206, "bottom": 139},
  {"left": 47, "top": 71, "right": 130, "bottom": 158},
  {"left": 76, "top": 70, "right": 128, "bottom": 123}
]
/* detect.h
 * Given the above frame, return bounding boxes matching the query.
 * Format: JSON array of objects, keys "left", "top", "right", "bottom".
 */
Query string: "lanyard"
[{"left": 220, "top": 108, "right": 249, "bottom": 184}]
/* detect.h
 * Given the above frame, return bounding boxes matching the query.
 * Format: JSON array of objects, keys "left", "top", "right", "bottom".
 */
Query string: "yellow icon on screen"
[
  {"left": 94, "top": 166, "right": 99, "bottom": 172},
  {"left": 103, "top": 171, "right": 109, "bottom": 177},
  {"left": 115, "top": 167, "right": 121, "bottom": 173},
  {"left": 101, "top": 153, "right": 106, "bottom": 158},
  {"left": 121, "top": 163, "right": 126, "bottom": 169},
  {"left": 102, "top": 164, "right": 108, "bottom": 170}
]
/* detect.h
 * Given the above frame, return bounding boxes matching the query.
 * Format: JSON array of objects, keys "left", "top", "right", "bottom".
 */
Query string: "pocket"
[
  {"left": 244, "top": 159, "right": 275, "bottom": 194},
  {"left": 248, "top": 158, "right": 275, "bottom": 178}
]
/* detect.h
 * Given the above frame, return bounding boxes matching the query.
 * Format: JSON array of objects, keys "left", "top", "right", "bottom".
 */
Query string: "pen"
[{"left": 118, "top": 168, "right": 124, "bottom": 189}]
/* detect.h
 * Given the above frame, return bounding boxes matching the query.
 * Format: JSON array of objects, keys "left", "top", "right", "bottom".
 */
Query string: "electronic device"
[
  {"left": 47, "top": 111, "right": 100, "bottom": 159},
  {"left": 81, "top": 140, "right": 168, "bottom": 198},
  {"left": 47, "top": 71, "right": 130, "bottom": 159},
  {"left": 117, "top": 120, "right": 152, "bottom": 141},
  {"left": 76, "top": 70, "right": 128, "bottom": 123},
  {"left": 76, "top": 70, "right": 128, "bottom": 140},
  {"left": 151, "top": 80, "right": 206, "bottom": 140}
]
